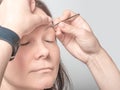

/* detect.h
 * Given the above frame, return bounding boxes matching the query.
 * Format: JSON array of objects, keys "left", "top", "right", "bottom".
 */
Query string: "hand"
[
  {"left": 54, "top": 10, "right": 102, "bottom": 63},
  {"left": 0, "top": 0, "right": 51, "bottom": 38}
]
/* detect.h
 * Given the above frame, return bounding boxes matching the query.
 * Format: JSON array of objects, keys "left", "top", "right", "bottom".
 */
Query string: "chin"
[
  {"left": 33, "top": 82, "right": 54, "bottom": 90},
  {"left": 29, "top": 77, "right": 56, "bottom": 90}
]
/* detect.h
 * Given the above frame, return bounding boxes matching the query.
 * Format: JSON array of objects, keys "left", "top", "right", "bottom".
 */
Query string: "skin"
[
  {"left": 54, "top": 10, "right": 120, "bottom": 90},
  {"left": 0, "top": 0, "right": 51, "bottom": 38},
  {"left": 0, "top": 0, "right": 51, "bottom": 86},
  {"left": 1, "top": 25, "right": 60, "bottom": 90},
  {"left": 54, "top": 10, "right": 101, "bottom": 63},
  {"left": 0, "top": 0, "right": 120, "bottom": 90}
]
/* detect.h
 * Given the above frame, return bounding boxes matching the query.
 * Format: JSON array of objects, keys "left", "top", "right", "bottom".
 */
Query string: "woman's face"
[{"left": 4, "top": 24, "right": 60, "bottom": 90}]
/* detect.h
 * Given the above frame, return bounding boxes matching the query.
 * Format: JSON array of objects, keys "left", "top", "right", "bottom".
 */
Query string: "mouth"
[{"left": 31, "top": 67, "right": 53, "bottom": 73}]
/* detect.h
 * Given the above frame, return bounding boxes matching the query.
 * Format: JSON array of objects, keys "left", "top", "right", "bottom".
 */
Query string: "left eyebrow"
[{"left": 45, "top": 22, "right": 55, "bottom": 31}]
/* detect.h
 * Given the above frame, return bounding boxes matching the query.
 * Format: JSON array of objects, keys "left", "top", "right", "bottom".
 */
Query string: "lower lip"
[{"left": 34, "top": 69, "right": 52, "bottom": 73}]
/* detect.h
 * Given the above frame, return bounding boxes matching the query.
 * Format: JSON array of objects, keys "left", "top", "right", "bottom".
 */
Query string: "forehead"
[{"left": 22, "top": 24, "right": 55, "bottom": 38}]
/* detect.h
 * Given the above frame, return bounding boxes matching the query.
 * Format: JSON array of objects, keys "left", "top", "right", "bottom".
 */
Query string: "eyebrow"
[
  {"left": 43, "top": 21, "right": 57, "bottom": 33},
  {"left": 45, "top": 23, "right": 54, "bottom": 31}
]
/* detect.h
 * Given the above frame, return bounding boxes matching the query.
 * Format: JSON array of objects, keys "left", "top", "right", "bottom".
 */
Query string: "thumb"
[
  {"left": 29, "top": 0, "right": 36, "bottom": 12},
  {"left": 32, "top": 7, "right": 52, "bottom": 26}
]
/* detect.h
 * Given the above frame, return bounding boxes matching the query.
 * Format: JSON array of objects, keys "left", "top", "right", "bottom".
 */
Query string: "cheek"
[
  {"left": 48, "top": 44, "right": 60, "bottom": 74},
  {"left": 16, "top": 47, "right": 29, "bottom": 64},
  {"left": 3, "top": 48, "right": 31, "bottom": 86},
  {"left": 9, "top": 47, "right": 32, "bottom": 74},
  {"left": 50, "top": 45, "right": 60, "bottom": 64}
]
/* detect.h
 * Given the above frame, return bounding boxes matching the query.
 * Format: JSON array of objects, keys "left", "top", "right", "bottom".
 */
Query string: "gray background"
[{"left": 41, "top": 0, "right": 120, "bottom": 90}]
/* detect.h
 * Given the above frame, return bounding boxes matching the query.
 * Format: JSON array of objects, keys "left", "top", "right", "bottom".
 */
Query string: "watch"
[{"left": 0, "top": 26, "right": 20, "bottom": 60}]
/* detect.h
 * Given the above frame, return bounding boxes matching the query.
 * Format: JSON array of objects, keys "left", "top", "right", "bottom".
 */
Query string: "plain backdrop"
[{"left": 41, "top": 0, "right": 120, "bottom": 90}]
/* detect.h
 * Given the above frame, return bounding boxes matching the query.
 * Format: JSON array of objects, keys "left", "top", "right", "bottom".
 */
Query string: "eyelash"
[
  {"left": 20, "top": 39, "right": 55, "bottom": 46},
  {"left": 45, "top": 40, "right": 55, "bottom": 43},
  {"left": 20, "top": 42, "right": 30, "bottom": 46}
]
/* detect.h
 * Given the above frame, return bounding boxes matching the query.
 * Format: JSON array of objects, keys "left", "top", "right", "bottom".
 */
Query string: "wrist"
[
  {"left": 0, "top": 26, "right": 20, "bottom": 60},
  {"left": 86, "top": 47, "right": 106, "bottom": 66},
  {"left": 0, "top": 23, "right": 22, "bottom": 38},
  {"left": 86, "top": 48, "right": 120, "bottom": 90}
]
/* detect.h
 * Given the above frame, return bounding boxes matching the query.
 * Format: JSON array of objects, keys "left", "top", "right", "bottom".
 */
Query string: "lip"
[{"left": 31, "top": 67, "right": 53, "bottom": 73}]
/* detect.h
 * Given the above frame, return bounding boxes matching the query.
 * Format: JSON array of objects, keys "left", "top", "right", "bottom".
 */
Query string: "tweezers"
[{"left": 52, "top": 13, "right": 80, "bottom": 27}]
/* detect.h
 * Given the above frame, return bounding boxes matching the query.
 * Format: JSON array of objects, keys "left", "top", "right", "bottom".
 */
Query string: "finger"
[
  {"left": 54, "top": 18, "right": 60, "bottom": 24},
  {"left": 53, "top": 18, "right": 61, "bottom": 28},
  {"left": 33, "top": 7, "right": 52, "bottom": 25},
  {"left": 60, "top": 10, "right": 77, "bottom": 21},
  {"left": 58, "top": 22, "right": 79, "bottom": 36},
  {"left": 60, "top": 11, "right": 91, "bottom": 32},
  {"left": 29, "top": 0, "right": 36, "bottom": 12},
  {"left": 55, "top": 27, "right": 64, "bottom": 42},
  {"left": 53, "top": 10, "right": 76, "bottom": 25}
]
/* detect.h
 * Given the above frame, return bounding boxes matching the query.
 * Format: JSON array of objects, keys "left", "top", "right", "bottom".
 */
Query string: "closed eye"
[
  {"left": 20, "top": 42, "right": 30, "bottom": 46},
  {"left": 45, "top": 40, "right": 55, "bottom": 43}
]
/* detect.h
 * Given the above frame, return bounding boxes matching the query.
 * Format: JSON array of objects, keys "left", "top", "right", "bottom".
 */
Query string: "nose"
[{"left": 34, "top": 42, "right": 49, "bottom": 60}]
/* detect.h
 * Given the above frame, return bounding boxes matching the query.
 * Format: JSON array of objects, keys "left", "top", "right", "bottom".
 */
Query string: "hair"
[
  {"left": 0, "top": 0, "right": 72, "bottom": 90},
  {"left": 0, "top": 0, "right": 2, "bottom": 4},
  {"left": 35, "top": 0, "right": 72, "bottom": 90}
]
